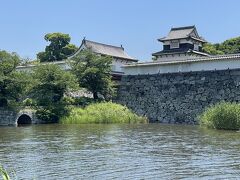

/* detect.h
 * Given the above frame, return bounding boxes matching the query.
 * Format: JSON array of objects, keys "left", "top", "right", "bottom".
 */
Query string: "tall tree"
[
  {"left": 0, "top": 50, "right": 29, "bottom": 107},
  {"left": 31, "top": 64, "right": 78, "bottom": 122},
  {"left": 70, "top": 50, "right": 115, "bottom": 100},
  {"left": 37, "top": 33, "right": 78, "bottom": 62}
]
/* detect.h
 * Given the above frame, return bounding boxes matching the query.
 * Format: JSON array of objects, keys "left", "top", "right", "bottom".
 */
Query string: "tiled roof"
[
  {"left": 123, "top": 54, "right": 240, "bottom": 67},
  {"left": 152, "top": 49, "right": 209, "bottom": 58},
  {"left": 159, "top": 26, "right": 206, "bottom": 42},
  {"left": 82, "top": 39, "right": 137, "bottom": 61}
]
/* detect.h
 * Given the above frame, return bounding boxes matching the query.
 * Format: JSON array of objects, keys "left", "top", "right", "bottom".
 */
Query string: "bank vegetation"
[
  {"left": 0, "top": 39, "right": 145, "bottom": 124},
  {"left": 199, "top": 102, "right": 240, "bottom": 130},
  {"left": 60, "top": 102, "right": 148, "bottom": 124}
]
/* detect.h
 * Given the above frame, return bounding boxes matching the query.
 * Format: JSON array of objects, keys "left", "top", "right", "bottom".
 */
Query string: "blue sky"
[{"left": 1, "top": 0, "right": 240, "bottom": 61}]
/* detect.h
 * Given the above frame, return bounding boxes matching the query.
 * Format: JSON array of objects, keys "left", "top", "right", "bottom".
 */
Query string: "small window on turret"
[
  {"left": 194, "top": 44, "right": 199, "bottom": 51},
  {"left": 170, "top": 40, "right": 179, "bottom": 49}
]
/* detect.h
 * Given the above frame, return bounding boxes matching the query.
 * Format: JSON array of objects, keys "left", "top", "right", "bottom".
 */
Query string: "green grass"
[
  {"left": 60, "top": 102, "right": 148, "bottom": 124},
  {"left": 0, "top": 166, "right": 10, "bottom": 180},
  {"left": 199, "top": 102, "right": 240, "bottom": 130}
]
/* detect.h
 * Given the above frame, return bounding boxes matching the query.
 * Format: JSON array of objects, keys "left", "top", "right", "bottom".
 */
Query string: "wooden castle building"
[
  {"left": 123, "top": 25, "right": 240, "bottom": 75},
  {"left": 17, "top": 39, "right": 137, "bottom": 81},
  {"left": 69, "top": 38, "right": 138, "bottom": 80},
  {"left": 152, "top": 26, "right": 209, "bottom": 62}
]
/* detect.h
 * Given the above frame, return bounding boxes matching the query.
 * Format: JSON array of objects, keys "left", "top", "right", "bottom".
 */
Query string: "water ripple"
[{"left": 0, "top": 124, "right": 240, "bottom": 179}]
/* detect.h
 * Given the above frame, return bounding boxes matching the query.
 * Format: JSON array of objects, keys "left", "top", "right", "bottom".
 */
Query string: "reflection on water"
[{"left": 0, "top": 124, "right": 240, "bottom": 179}]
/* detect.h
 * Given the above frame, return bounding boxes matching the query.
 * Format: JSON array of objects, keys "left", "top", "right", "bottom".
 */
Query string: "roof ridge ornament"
[
  {"left": 82, "top": 36, "right": 86, "bottom": 43},
  {"left": 171, "top": 25, "right": 195, "bottom": 31}
]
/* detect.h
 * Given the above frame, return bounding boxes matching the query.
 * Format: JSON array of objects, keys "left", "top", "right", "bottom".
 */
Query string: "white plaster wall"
[
  {"left": 156, "top": 53, "right": 199, "bottom": 61},
  {"left": 16, "top": 66, "right": 34, "bottom": 72},
  {"left": 16, "top": 60, "right": 126, "bottom": 73},
  {"left": 16, "top": 61, "right": 71, "bottom": 72},
  {"left": 112, "top": 59, "right": 129, "bottom": 72},
  {"left": 163, "top": 39, "right": 193, "bottom": 45},
  {"left": 123, "top": 58, "right": 240, "bottom": 75}
]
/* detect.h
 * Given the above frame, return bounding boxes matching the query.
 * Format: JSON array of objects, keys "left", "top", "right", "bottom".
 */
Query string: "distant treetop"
[
  {"left": 203, "top": 37, "right": 240, "bottom": 55},
  {"left": 37, "top": 32, "right": 78, "bottom": 62}
]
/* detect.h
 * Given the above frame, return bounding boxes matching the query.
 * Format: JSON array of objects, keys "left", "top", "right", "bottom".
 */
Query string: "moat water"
[{"left": 1, "top": 124, "right": 240, "bottom": 179}]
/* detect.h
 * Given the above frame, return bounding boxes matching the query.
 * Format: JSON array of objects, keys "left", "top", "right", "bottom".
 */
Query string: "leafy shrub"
[
  {"left": 60, "top": 102, "right": 148, "bottom": 124},
  {"left": 62, "top": 96, "right": 75, "bottom": 105},
  {"left": 72, "top": 97, "right": 101, "bottom": 107},
  {"left": 36, "top": 108, "right": 58, "bottom": 123},
  {"left": 199, "top": 102, "right": 240, "bottom": 130},
  {"left": 23, "top": 98, "right": 35, "bottom": 106},
  {"left": 35, "top": 104, "right": 69, "bottom": 123}
]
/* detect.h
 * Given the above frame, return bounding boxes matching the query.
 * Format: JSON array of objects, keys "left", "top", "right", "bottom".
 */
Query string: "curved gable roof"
[
  {"left": 70, "top": 39, "right": 138, "bottom": 62},
  {"left": 84, "top": 40, "right": 136, "bottom": 61},
  {"left": 159, "top": 26, "right": 206, "bottom": 42}
]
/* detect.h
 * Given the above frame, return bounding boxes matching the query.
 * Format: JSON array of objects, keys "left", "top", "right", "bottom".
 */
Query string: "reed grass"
[
  {"left": 199, "top": 102, "right": 240, "bottom": 130},
  {"left": 60, "top": 102, "right": 148, "bottom": 124},
  {"left": 0, "top": 166, "right": 10, "bottom": 180}
]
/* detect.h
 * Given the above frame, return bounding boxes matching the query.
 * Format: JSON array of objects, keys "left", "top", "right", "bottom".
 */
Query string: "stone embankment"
[
  {"left": 117, "top": 69, "right": 240, "bottom": 124},
  {"left": 0, "top": 108, "right": 42, "bottom": 126}
]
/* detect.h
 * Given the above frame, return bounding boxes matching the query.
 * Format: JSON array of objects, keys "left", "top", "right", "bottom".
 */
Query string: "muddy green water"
[{"left": 0, "top": 124, "right": 240, "bottom": 179}]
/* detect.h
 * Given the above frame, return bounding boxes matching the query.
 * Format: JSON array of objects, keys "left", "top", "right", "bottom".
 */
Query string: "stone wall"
[
  {"left": 0, "top": 108, "right": 43, "bottom": 126},
  {"left": 117, "top": 69, "right": 240, "bottom": 124},
  {"left": 0, "top": 108, "right": 18, "bottom": 126}
]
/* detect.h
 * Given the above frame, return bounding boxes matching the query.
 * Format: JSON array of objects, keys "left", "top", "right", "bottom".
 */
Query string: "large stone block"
[{"left": 116, "top": 68, "right": 240, "bottom": 125}]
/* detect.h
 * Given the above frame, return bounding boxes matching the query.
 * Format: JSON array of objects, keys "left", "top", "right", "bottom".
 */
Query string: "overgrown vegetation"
[
  {"left": 70, "top": 50, "right": 115, "bottom": 100},
  {"left": 199, "top": 102, "right": 240, "bottom": 130},
  {"left": 70, "top": 97, "right": 99, "bottom": 107},
  {"left": 0, "top": 50, "right": 29, "bottom": 108},
  {"left": 37, "top": 32, "right": 78, "bottom": 62},
  {"left": 60, "top": 102, "right": 148, "bottom": 124},
  {"left": 203, "top": 37, "right": 240, "bottom": 55},
  {"left": 0, "top": 47, "right": 117, "bottom": 123},
  {"left": 0, "top": 35, "right": 142, "bottom": 124},
  {"left": 30, "top": 64, "right": 78, "bottom": 122}
]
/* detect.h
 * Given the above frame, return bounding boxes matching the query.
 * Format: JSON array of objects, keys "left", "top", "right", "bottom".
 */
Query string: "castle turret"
[{"left": 152, "top": 26, "right": 209, "bottom": 62}]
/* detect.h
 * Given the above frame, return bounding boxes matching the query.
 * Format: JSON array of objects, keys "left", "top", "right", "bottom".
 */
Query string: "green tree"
[
  {"left": 37, "top": 33, "right": 78, "bottom": 62},
  {"left": 202, "top": 43, "right": 224, "bottom": 55},
  {"left": 0, "top": 50, "right": 29, "bottom": 107},
  {"left": 70, "top": 50, "right": 115, "bottom": 100},
  {"left": 218, "top": 37, "right": 240, "bottom": 54},
  {"left": 31, "top": 64, "right": 78, "bottom": 122},
  {"left": 203, "top": 37, "right": 240, "bottom": 55}
]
